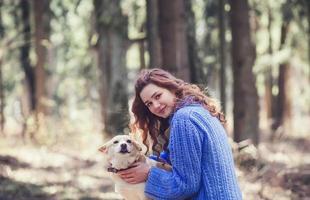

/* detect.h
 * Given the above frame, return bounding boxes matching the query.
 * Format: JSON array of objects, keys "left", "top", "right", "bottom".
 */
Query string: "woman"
[{"left": 118, "top": 68, "right": 242, "bottom": 200}]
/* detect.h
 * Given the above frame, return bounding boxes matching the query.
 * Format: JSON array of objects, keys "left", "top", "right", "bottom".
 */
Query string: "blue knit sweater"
[{"left": 145, "top": 104, "right": 242, "bottom": 200}]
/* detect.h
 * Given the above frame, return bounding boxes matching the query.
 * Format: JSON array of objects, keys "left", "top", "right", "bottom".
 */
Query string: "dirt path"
[
  {"left": 0, "top": 135, "right": 122, "bottom": 200},
  {"left": 0, "top": 133, "right": 309, "bottom": 200}
]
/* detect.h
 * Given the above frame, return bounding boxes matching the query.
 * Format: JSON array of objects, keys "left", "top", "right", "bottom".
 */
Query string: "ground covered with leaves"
[{"left": 0, "top": 130, "right": 309, "bottom": 200}]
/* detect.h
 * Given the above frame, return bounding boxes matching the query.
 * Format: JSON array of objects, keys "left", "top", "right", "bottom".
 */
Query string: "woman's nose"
[{"left": 153, "top": 101, "right": 161, "bottom": 109}]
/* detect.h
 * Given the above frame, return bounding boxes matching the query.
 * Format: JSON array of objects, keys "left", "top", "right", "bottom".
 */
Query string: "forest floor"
[{"left": 0, "top": 129, "right": 309, "bottom": 200}]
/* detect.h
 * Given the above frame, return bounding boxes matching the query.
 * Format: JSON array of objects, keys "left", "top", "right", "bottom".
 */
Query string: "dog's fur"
[{"left": 99, "top": 135, "right": 171, "bottom": 200}]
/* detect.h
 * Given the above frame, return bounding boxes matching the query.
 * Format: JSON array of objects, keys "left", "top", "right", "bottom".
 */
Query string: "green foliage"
[
  {"left": 121, "top": 0, "right": 146, "bottom": 39},
  {"left": 49, "top": 0, "right": 97, "bottom": 113},
  {"left": 252, "top": 0, "right": 309, "bottom": 106},
  {"left": 0, "top": 0, "right": 309, "bottom": 138}
]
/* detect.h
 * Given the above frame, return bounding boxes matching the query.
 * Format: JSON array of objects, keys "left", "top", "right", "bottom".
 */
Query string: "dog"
[{"left": 98, "top": 135, "right": 171, "bottom": 200}]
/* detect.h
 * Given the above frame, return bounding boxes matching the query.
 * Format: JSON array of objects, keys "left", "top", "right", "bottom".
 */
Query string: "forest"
[{"left": 0, "top": 0, "right": 309, "bottom": 199}]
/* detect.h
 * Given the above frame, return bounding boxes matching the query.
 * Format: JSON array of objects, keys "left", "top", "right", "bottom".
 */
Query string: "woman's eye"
[
  {"left": 146, "top": 102, "right": 152, "bottom": 107},
  {"left": 113, "top": 141, "right": 119, "bottom": 144},
  {"left": 127, "top": 140, "right": 132, "bottom": 143},
  {"left": 155, "top": 94, "right": 161, "bottom": 100}
]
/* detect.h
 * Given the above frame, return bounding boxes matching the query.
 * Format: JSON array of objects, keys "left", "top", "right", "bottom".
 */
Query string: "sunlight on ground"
[
  {"left": 0, "top": 115, "right": 309, "bottom": 199},
  {"left": 0, "top": 125, "right": 124, "bottom": 199}
]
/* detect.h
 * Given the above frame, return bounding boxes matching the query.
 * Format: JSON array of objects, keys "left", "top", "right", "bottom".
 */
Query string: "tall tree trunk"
[
  {"left": 20, "top": 0, "right": 36, "bottom": 112},
  {"left": 276, "top": 63, "right": 292, "bottom": 134},
  {"left": 0, "top": 58, "right": 3, "bottom": 134},
  {"left": 139, "top": 27, "right": 146, "bottom": 69},
  {"left": 32, "top": 0, "right": 50, "bottom": 116},
  {"left": 308, "top": 0, "right": 310, "bottom": 74},
  {"left": 184, "top": 0, "right": 200, "bottom": 83},
  {"left": 229, "top": 0, "right": 259, "bottom": 145},
  {"left": 218, "top": 0, "right": 227, "bottom": 114},
  {"left": 272, "top": 20, "right": 292, "bottom": 135},
  {"left": 94, "top": 0, "right": 129, "bottom": 137},
  {"left": 204, "top": 1, "right": 219, "bottom": 87},
  {"left": 265, "top": 7, "right": 274, "bottom": 123},
  {"left": 139, "top": 40, "right": 146, "bottom": 69},
  {"left": 146, "top": 0, "right": 162, "bottom": 68},
  {"left": 158, "top": 0, "right": 190, "bottom": 81},
  {"left": 0, "top": 1, "right": 4, "bottom": 133}
]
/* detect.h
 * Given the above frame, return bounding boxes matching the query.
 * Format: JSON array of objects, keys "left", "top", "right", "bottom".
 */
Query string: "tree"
[
  {"left": 203, "top": 0, "right": 220, "bottom": 88},
  {"left": 32, "top": 0, "right": 51, "bottom": 117},
  {"left": 19, "top": 0, "right": 35, "bottom": 113},
  {"left": 146, "top": 0, "right": 162, "bottom": 68},
  {"left": 265, "top": 4, "right": 274, "bottom": 123},
  {"left": 307, "top": 0, "right": 310, "bottom": 70},
  {"left": 0, "top": 0, "right": 4, "bottom": 133},
  {"left": 184, "top": 0, "right": 201, "bottom": 83},
  {"left": 94, "top": 0, "right": 129, "bottom": 137},
  {"left": 218, "top": 0, "right": 227, "bottom": 114},
  {"left": 229, "top": 0, "right": 259, "bottom": 144},
  {"left": 158, "top": 0, "right": 190, "bottom": 81},
  {"left": 272, "top": 3, "right": 293, "bottom": 135}
]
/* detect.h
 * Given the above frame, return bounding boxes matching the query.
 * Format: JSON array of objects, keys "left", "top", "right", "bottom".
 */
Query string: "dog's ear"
[
  {"left": 98, "top": 145, "right": 107, "bottom": 153},
  {"left": 98, "top": 137, "right": 115, "bottom": 153},
  {"left": 132, "top": 140, "right": 142, "bottom": 151}
]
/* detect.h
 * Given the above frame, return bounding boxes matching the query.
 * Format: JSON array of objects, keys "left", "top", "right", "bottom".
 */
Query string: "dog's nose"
[{"left": 121, "top": 143, "right": 127, "bottom": 149}]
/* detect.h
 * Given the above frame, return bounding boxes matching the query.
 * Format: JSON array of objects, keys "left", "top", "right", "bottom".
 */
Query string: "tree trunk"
[
  {"left": 272, "top": 20, "right": 292, "bottom": 135},
  {"left": 94, "top": 0, "right": 129, "bottom": 137},
  {"left": 184, "top": 0, "right": 200, "bottom": 83},
  {"left": 0, "top": 1, "right": 4, "bottom": 133},
  {"left": 229, "top": 0, "right": 259, "bottom": 145},
  {"left": 158, "top": 0, "right": 190, "bottom": 81},
  {"left": 20, "top": 0, "right": 36, "bottom": 113},
  {"left": 0, "top": 59, "right": 3, "bottom": 134},
  {"left": 32, "top": 0, "right": 50, "bottom": 116},
  {"left": 276, "top": 63, "right": 292, "bottom": 134},
  {"left": 146, "top": 0, "right": 162, "bottom": 68},
  {"left": 204, "top": 0, "right": 219, "bottom": 87},
  {"left": 139, "top": 40, "right": 146, "bottom": 69},
  {"left": 265, "top": 7, "right": 274, "bottom": 123},
  {"left": 218, "top": 0, "right": 227, "bottom": 114},
  {"left": 308, "top": 1, "right": 310, "bottom": 74},
  {"left": 139, "top": 26, "right": 146, "bottom": 69}
]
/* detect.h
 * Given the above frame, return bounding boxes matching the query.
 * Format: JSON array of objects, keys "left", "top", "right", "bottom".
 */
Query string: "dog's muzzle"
[{"left": 120, "top": 143, "right": 130, "bottom": 154}]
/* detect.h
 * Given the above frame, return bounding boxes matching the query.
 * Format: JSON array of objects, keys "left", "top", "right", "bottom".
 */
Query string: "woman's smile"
[{"left": 159, "top": 105, "right": 166, "bottom": 114}]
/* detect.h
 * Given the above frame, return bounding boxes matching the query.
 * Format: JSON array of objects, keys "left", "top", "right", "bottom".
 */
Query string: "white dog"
[{"left": 98, "top": 135, "right": 171, "bottom": 200}]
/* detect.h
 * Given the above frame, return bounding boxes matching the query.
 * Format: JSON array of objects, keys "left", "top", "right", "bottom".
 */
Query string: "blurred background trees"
[
  {"left": 93, "top": 0, "right": 129, "bottom": 137},
  {"left": 0, "top": 0, "right": 309, "bottom": 145}
]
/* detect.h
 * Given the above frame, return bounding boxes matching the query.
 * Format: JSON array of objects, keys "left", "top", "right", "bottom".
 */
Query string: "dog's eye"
[
  {"left": 127, "top": 140, "right": 132, "bottom": 143},
  {"left": 113, "top": 141, "right": 119, "bottom": 144}
]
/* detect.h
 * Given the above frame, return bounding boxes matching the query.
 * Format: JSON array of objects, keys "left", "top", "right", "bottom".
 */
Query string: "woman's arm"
[{"left": 144, "top": 110, "right": 203, "bottom": 199}]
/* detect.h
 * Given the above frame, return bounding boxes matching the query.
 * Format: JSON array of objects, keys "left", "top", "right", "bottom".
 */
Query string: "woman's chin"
[
  {"left": 156, "top": 113, "right": 167, "bottom": 119},
  {"left": 160, "top": 112, "right": 170, "bottom": 119}
]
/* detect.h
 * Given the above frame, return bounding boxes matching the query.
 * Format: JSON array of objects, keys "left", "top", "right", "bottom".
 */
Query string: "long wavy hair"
[{"left": 131, "top": 68, "right": 225, "bottom": 155}]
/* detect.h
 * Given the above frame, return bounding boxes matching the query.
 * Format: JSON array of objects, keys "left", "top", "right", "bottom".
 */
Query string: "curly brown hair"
[{"left": 130, "top": 68, "right": 225, "bottom": 155}]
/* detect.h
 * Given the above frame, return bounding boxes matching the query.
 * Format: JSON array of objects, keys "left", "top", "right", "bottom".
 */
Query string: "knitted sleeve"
[{"left": 145, "top": 109, "right": 202, "bottom": 200}]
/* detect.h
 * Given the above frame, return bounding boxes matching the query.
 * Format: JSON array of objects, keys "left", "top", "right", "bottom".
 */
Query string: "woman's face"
[{"left": 140, "top": 83, "right": 176, "bottom": 118}]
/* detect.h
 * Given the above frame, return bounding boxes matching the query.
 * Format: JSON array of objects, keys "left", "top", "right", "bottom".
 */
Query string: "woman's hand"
[{"left": 117, "top": 161, "right": 151, "bottom": 184}]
